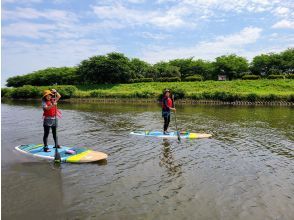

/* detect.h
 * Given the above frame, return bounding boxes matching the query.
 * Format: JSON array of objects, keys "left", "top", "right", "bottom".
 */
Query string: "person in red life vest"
[
  {"left": 162, "top": 89, "right": 176, "bottom": 135},
  {"left": 42, "top": 89, "right": 61, "bottom": 152}
]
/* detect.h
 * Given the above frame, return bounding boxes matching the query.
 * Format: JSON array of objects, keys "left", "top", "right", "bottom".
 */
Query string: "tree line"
[{"left": 6, "top": 48, "right": 294, "bottom": 87}]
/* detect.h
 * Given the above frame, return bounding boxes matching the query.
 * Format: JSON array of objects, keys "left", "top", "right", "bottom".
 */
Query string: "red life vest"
[
  {"left": 162, "top": 96, "right": 173, "bottom": 111},
  {"left": 43, "top": 99, "right": 61, "bottom": 118}
]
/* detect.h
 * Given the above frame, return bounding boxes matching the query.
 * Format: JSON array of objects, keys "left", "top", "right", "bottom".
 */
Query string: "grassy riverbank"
[{"left": 2, "top": 79, "right": 294, "bottom": 102}]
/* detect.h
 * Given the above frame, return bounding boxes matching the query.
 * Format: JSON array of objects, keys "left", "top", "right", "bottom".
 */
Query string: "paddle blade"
[{"left": 177, "top": 131, "right": 181, "bottom": 142}]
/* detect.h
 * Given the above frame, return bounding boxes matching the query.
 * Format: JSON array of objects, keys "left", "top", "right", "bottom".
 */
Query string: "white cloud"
[
  {"left": 92, "top": 4, "right": 189, "bottom": 28},
  {"left": 2, "top": 7, "right": 78, "bottom": 23},
  {"left": 272, "top": 20, "right": 294, "bottom": 29},
  {"left": 273, "top": 7, "right": 290, "bottom": 16},
  {"left": 2, "top": 0, "right": 42, "bottom": 3},
  {"left": 141, "top": 27, "right": 262, "bottom": 62},
  {"left": 140, "top": 32, "right": 171, "bottom": 40},
  {"left": 2, "top": 22, "right": 56, "bottom": 39}
]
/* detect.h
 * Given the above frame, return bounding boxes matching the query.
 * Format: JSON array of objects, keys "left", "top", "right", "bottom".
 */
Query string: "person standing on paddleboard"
[
  {"left": 42, "top": 89, "right": 61, "bottom": 152},
  {"left": 162, "top": 89, "right": 176, "bottom": 135}
]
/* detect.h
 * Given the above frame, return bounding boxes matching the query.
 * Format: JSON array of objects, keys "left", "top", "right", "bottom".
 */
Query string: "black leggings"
[
  {"left": 43, "top": 125, "right": 57, "bottom": 147},
  {"left": 163, "top": 115, "right": 170, "bottom": 132}
]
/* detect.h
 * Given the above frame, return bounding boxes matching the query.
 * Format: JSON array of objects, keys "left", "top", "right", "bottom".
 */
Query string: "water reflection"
[{"left": 159, "top": 139, "right": 182, "bottom": 175}]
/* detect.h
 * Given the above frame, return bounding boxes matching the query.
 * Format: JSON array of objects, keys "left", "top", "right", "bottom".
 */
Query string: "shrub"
[
  {"left": 183, "top": 75, "right": 203, "bottom": 81},
  {"left": 268, "top": 75, "right": 285, "bottom": 79},
  {"left": 134, "top": 90, "right": 156, "bottom": 98},
  {"left": 156, "top": 77, "right": 181, "bottom": 82},
  {"left": 53, "top": 86, "right": 77, "bottom": 98},
  {"left": 130, "top": 78, "right": 154, "bottom": 83},
  {"left": 286, "top": 74, "right": 294, "bottom": 79},
  {"left": 246, "top": 93, "right": 258, "bottom": 102},
  {"left": 1, "top": 88, "right": 14, "bottom": 98},
  {"left": 242, "top": 75, "right": 260, "bottom": 80},
  {"left": 189, "top": 93, "right": 202, "bottom": 100},
  {"left": 11, "top": 85, "right": 41, "bottom": 98},
  {"left": 261, "top": 94, "right": 281, "bottom": 101},
  {"left": 90, "top": 90, "right": 104, "bottom": 97},
  {"left": 287, "top": 94, "right": 294, "bottom": 102}
]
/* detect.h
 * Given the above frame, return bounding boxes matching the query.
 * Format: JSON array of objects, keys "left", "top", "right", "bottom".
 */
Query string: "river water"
[{"left": 1, "top": 100, "right": 294, "bottom": 220}]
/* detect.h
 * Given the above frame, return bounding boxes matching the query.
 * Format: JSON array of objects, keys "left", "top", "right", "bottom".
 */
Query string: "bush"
[
  {"left": 156, "top": 77, "right": 181, "bottom": 82},
  {"left": 287, "top": 94, "right": 294, "bottom": 102},
  {"left": 212, "top": 92, "right": 240, "bottom": 102},
  {"left": 246, "top": 93, "right": 258, "bottom": 102},
  {"left": 90, "top": 90, "right": 104, "bottom": 97},
  {"left": 183, "top": 75, "right": 203, "bottom": 81},
  {"left": 130, "top": 78, "right": 154, "bottom": 83},
  {"left": 242, "top": 75, "right": 260, "bottom": 80},
  {"left": 189, "top": 93, "right": 202, "bottom": 100},
  {"left": 286, "top": 74, "right": 294, "bottom": 79},
  {"left": 7, "top": 85, "right": 77, "bottom": 99},
  {"left": 1, "top": 88, "right": 14, "bottom": 98},
  {"left": 268, "top": 75, "right": 285, "bottom": 79},
  {"left": 11, "top": 85, "right": 41, "bottom": 98},
  {"left": 54, "top": 86, "right": 77, "bottom": 98},
  {"left": 134, "top": 90, "right": 156, "bottom": 98},
  {"left": 261, "top": 94, "right": 281, "bottom": 101}
]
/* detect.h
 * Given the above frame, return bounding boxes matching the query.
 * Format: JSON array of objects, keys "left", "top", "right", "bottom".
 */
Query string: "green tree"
[
  {"left": 77, "top": 52, "right": 132, "bottom": 84},
  {"left": 129, "top": 58, "right": 152, "bottom": 79},
  {"left": 214, "top": 54, "right": 249, "bottom": 80},
  {"left": 280, "top": 48, "right": 294, "bottom": 74},
  {"left": 250, "top": 53, "right": 283, "bottom": 76},
  {"left": 6, "top": 67, "right": 78, "bottom": 87},
  {"left": 153, "top": 62, "right": 181, "bottom": 78}
]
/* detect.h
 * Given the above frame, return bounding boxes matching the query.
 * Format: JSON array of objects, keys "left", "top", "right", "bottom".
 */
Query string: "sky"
[{"left": 1, "top": 0, "right": 294, "bottom": 85}]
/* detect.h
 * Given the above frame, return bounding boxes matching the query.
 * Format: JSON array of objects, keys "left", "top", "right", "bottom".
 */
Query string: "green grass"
[{"left": 2, "top": 79, "right": 294, "bottom": 102}]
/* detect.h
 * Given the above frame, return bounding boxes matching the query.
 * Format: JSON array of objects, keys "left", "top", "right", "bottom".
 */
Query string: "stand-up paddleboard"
[
  {"left": 130, "top": 131, "right": 212, "bottom": 139},
  {"left": 15, "top": 144, "right": 107, "bottom": 163}
]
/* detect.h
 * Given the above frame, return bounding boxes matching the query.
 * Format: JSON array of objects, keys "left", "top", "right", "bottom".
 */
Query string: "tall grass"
[{"left": 2, "top": 79, "right": 294, "bottom": 102}]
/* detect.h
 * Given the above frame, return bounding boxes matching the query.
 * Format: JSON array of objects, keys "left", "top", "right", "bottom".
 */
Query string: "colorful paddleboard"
[
  {"left": 130, "top": 131, "right": 212, "bottom": 139},
  {"left": 15, "top": 144, "right": 108, "bottom": 163}
]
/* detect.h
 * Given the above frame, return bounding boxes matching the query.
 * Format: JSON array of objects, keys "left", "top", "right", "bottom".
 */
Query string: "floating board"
[
  {"left": 15, "top": 144, "right": 108, "bottom": 163},
  {"left": 130, "top": 131, "right": 212, "bottom": 139}
]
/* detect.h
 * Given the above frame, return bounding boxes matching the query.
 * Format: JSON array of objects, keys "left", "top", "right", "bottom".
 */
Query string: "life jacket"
[
  {"left": 43, "top": 99, "right": 61, "bottom": 118},
  {"left": 162, "top": 96, "right": 173, "bottom": 111}
]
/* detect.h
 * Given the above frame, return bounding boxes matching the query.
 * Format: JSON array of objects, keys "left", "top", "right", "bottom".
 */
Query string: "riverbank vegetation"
[
  {"left": 2, "top": 80, "right": 294, "bottom": 102},
  {"left": 5, "top": 48, "right": 294, "bottom": 87}
]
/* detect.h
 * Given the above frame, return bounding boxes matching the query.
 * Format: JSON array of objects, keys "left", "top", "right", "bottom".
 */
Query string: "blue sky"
[{"left": 2, "top": 0, "right": 294, "bottom": 85}]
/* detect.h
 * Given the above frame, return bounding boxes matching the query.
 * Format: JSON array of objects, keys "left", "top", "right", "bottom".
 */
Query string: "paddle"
[
  {"left": 172, "top": 94, "right": 181, "bottom": 142},
  {"left": 53, "top": 91, "right": 61, "bottom": 163}
]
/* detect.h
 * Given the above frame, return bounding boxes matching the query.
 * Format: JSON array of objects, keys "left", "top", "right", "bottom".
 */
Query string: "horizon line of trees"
[{"left": 6, "top": 48, "right": 294, "bottom": 87}]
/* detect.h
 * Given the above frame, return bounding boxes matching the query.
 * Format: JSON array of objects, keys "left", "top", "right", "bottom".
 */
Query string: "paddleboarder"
[
  {"left": 162, "top": 89, "right": 176, "bottom": 135},
  {"left": 42, "top": 89, "right": 61, "bottom": 152}
]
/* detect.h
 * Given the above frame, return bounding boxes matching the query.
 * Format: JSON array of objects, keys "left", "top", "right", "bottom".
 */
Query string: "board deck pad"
[
  {"left": 130, "top": 131, "right": 212, "bottom": 139},
  {"left": 15, "top": 144, "right": 107, "bottom": 163}
]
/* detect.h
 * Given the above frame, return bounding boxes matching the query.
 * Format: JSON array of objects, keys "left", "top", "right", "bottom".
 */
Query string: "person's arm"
[
  {"left": 51, "top": 89, "right": 61, "bottom": 102},
  {"left": 42, "top": 100, "right": 56, "bottom": 111},
  {"left": 169, "top": 98, "right": 176, "bottom": 111}
]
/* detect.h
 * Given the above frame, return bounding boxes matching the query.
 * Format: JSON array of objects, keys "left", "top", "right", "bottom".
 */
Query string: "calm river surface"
[{"left": 2, "top": 100, "right": 294, "bottom": 220}]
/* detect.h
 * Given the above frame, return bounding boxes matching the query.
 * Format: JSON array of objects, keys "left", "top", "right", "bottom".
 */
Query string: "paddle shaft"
[
  {"left": 54, "top": 92, "right": 61, "bottom": 163},
  {"left": 172, "top": 95, "right": 181, "bottom": 142}
]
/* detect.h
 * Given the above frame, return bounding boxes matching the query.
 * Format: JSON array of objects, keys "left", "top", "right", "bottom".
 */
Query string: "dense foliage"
[{"left": 5, "top": 48, "right": 294, "bottom": 87}]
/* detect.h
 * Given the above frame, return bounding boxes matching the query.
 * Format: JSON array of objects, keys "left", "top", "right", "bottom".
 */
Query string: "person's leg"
[
  {"left": 43, "top": 125, "right": 50, "bottom": 151},
  {"left": 166, "top": 115, "right": 170, "bottom": 131},
  {"left": 51, "top": 126, "right": 59, "bottom": 148},
  {"left": 164, "top": 115, "right": 169, "bottom": 133}
]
